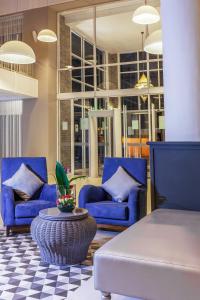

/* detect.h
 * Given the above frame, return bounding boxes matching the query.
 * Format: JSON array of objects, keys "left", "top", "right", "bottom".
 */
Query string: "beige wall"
[{"left": 22, "top": 7, "right": 57, "bottom": 173}]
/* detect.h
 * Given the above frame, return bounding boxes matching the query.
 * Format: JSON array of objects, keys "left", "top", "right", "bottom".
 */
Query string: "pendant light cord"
[
  {"left": 141, "top": 31, "right": 145, "bottom": 70},
  {"left": 141, "top": 31, "right": 144, "bottom": 50}
]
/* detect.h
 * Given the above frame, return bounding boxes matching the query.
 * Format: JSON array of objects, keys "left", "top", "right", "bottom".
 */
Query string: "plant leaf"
[
  {"left": 69, "top": 176, "right": 86, "bottom": 183},
  {"left": 55, "top": 161, "right": 70, "bottom": 195}
]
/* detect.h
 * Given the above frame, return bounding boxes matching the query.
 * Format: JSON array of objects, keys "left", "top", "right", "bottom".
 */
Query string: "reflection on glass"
[
  {"left": 140, "top": 98, "right": 148, "bottom": 110},
  {"left": 96, "top": 48, "right": 105, "bottom": 65},
  {"left": 150, "top": 71, "right": 158, "bottom": 86},
  {"left": 120, "top": 64, "right": 137, "bottom": 72},
  {"left": 122, "top": 97, "right": 138, "bottom": 110},
  {"left": 139, "top": 51, "right": 147, "bottom": 61},
  {"left": 84, "top": 40, "right": 94, "bottom": 62},
  {"left": 72, "top": 68, "right": 81, "bottom": 81},
  {"left": 72, "top": 57, "right": 81, "bottom": 67},
  {"left": 59, "top": 3, "right": 165, "bottom": 175},
  {"left": 121, "top": 73, "right": 138, "bottom": 89},
  {"left": 149, "top": 61, "right": 158, "bottom": 69},
  {"left": 120, "top": 53, "right": 137, "bottom": 62},
  {"left": 85, "top": 67, "right": 94, "bottom": 86},
  {"left": 97, "top": 69, "right": 104, "bottom": 89},
  {"left": 72, "top": 81, "right": 81, "bottom": 92}
]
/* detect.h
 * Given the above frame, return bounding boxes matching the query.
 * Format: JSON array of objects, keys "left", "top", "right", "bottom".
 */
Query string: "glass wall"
[
  {"left": 58, "top": 0, "right": 164, "bottom": 175},
  {"left": 71, "top": 32, "right": 106, "bottom": 93}
]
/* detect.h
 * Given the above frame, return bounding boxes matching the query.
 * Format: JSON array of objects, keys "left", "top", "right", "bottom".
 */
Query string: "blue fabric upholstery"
[
  {"left": 79, "top": 158, "right": 147, "bottom": 227},
  {"left": 1, "top": 157, "right": 48, "bottom": 183},
  {"left": 15, "top": 200, "right": 55, "bottom": 218},
  {"left": 1, "top": 157, "right": 57, "bottom": 228},
  {"left": 86, "top": 201, "right": 128, "bottom": 220},
  {"left": 102, "top": 157, "right": 147, "bottom": 185}
]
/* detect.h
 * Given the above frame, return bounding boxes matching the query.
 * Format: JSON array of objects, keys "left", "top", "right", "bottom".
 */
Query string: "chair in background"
[
  {"left": 79, "top": 157, "right": 147, "bottom": 228},
  {"left": 1, "top": 157, "right": 57, "bottom": 235}
]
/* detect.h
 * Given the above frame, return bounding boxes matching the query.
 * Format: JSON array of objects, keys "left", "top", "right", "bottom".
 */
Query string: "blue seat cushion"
[
  {"left": 15, "top": 200, "right": 55, "bottom": 218},
  {"left": 86, "top": 201, "right": 129, "bottom": 220}
]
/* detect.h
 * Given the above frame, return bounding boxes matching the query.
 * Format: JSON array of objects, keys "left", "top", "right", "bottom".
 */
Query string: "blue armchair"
[
  {"left": 1, "top": 157, "right": 57, "bottom": 235},
  {"left": 79, "top": 158, "right": 147, "bottom": 227}
]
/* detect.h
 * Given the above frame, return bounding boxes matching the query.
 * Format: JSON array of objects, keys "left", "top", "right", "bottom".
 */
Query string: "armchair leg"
[
  {"left": 6, "top": 226, "right": 11, "bottom": 237},
  {"left": 101, "top": 292, "right": 111, "bottom": 299}
]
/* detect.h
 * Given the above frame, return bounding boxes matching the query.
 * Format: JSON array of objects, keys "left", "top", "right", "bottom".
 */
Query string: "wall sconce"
[{"left": 32, "top": 29, "right": 57, "bottom": 43}]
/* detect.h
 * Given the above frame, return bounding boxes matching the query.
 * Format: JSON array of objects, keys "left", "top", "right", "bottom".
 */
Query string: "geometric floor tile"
[{"left": 0, "top": 231, "right": 111, "bottom": 300}]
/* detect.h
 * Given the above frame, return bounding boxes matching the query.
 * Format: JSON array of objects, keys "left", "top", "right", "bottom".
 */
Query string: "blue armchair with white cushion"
[
  {"left": 1, "top": 157, "right": 57, "bottom": 235},
  {"left": 79, "top": 158, "right": 147, "bottom": 227}
]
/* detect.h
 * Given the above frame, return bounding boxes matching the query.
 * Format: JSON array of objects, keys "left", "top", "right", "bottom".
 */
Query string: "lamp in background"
[
  {"left": 33, "top": 29, "right": 57, "bottom": 43},
  {"left": 135, "top": 73, "right": 152, "bottom": 90},
  {"left": 135, "top": 32, "right": 153, "bottom": 102},
  {"left": 144, "top": 29, "right": 163, "bottom": 54},
  {"left": 132, "top": 0, "right": 160, "bottom": 25},
  {"left": 0, "top": 40, "right": 36, "bottom": 64}
]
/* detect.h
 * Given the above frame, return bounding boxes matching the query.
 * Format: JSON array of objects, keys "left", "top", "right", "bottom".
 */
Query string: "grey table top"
[{"left": 39, "top": 207, "right": 88, "bottom": 221}]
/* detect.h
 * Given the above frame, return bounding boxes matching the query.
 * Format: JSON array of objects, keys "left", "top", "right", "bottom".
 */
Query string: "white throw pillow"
[
  {"left": 3, "top": 163, "right": 44, "bottom": 201},
  {"left": 102, "top": 166, "right": 141, "bottom": 202}
]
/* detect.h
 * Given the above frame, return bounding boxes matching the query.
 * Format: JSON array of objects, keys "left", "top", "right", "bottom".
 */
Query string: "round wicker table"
[{"left": 31, "top": 207, "right": 97, "bottom": 265}]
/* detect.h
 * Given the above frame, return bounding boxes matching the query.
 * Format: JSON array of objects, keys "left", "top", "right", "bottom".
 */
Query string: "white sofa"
[{"left": 94, "top": 209, "right": 200, "bottom": 300}]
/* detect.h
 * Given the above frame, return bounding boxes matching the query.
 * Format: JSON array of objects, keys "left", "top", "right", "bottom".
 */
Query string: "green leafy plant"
[{"left": 55, "top": 161, "right": 85, "bottom": 196}]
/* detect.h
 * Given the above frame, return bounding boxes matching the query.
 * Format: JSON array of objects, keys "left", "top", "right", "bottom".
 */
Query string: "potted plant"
[
  {"left": 55, "top": 161, "right": 85, "bottom": 212},
  {"left": 56, "top": 194, "right": 75, "bottom": 213}
]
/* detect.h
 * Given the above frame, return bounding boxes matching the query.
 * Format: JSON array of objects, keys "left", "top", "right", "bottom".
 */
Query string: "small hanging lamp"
[
  {"left": 144, "top": 29, "right": 163, "bottom": 55},
  {"left": 135, "top": 32, "right": 153, "bottom": 102},
  {"left": 132, "top": 0, "right": 160, "bottom": 25}
]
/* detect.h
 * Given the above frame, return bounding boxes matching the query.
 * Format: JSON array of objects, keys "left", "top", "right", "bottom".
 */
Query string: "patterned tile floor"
[{"left": 0, "top": 230, "right": 113, "bottom": 300}]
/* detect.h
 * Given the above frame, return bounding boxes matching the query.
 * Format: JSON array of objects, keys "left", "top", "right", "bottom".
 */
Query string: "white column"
[
  {"left": 89, "top": 115, "right": 98, "bottom": 178},
  {"left": 161, "top": 0, "right": 200, "bottom": 141},
  {"left": 113, "top": 109, "right": 122, "bottom": 157}
]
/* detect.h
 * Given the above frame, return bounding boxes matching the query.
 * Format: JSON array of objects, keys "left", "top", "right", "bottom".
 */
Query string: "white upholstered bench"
[{"left": 94, "top": 209, "right": 200, "bottom": 300}]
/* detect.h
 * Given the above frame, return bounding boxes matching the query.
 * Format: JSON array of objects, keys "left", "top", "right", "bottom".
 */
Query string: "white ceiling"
[{"left": 64, "top": 0, "right": 161, "bottom": 53}]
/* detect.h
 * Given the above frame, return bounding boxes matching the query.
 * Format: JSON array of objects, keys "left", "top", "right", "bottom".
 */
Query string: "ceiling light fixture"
[
  {"left": 132, "top": 0, "right": 160, "bottom": 25},
  {"left": 135, "top": 32, "right": 153, "bottom": 101},
  {"left": 144, "top": 29, "right": 163, "bottom": 54},
  {"left": 0, "top": 40, "right": 36, "bottom": 64},
  {"left": 37, "top": 29, "right": 57, "bottom": 43}
]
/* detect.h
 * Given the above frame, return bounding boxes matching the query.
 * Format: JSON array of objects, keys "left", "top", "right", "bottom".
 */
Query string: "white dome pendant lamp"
[
  {"left": 0, "top": 40, "right": 36, "bottom": 64},
  {"left": 132, "top": 0, "right": 160, "bottom": 25},
  {"left": 144, "top": 29, "right": 163, "bottom": 55}
]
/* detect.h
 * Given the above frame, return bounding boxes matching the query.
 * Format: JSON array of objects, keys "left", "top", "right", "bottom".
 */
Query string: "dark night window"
[
  {"left": 120, "top": 53, "right": 137, "bottom": 62},
  {"left": 121, "top": 73, "right": 137, "bottom": 89},
  {"left": 72, "top": 33, "right": 81, "bottom": 57}
]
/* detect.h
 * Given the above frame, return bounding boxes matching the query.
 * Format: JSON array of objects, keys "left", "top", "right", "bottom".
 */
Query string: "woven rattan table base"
[{"left": 31, "top": 213, "right": 97, "bottom": 265}]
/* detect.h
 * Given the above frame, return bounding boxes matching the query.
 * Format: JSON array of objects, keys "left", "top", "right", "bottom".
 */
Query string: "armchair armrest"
[
  {"left": 128, "top": 187, "right": 147, "bottom": 223},
  {"left": 79, "top": 185, "right": 107, "bottom": 208},
  {"left": 39, "top": 183, "right": 57, "bottom": 205},
  {"left": 1, "top": 185, "right": 15, "bottom": 226}
]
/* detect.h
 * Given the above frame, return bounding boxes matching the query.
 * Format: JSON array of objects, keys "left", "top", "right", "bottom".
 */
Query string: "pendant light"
[
  {"left": 135, "top": 32, "right": 153, "bottom": 101},
  {"left": 37, "top": 29, "right": 57, "bottom": 43},
  {"left": 0, "top": 40, "right": 36, "bottom": 64},
  {"left": 132, "top": 0, "right": 160, "bottom": 25},
  {"left": 144, "top": 29, "right": 163, "bottom": 55}
]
